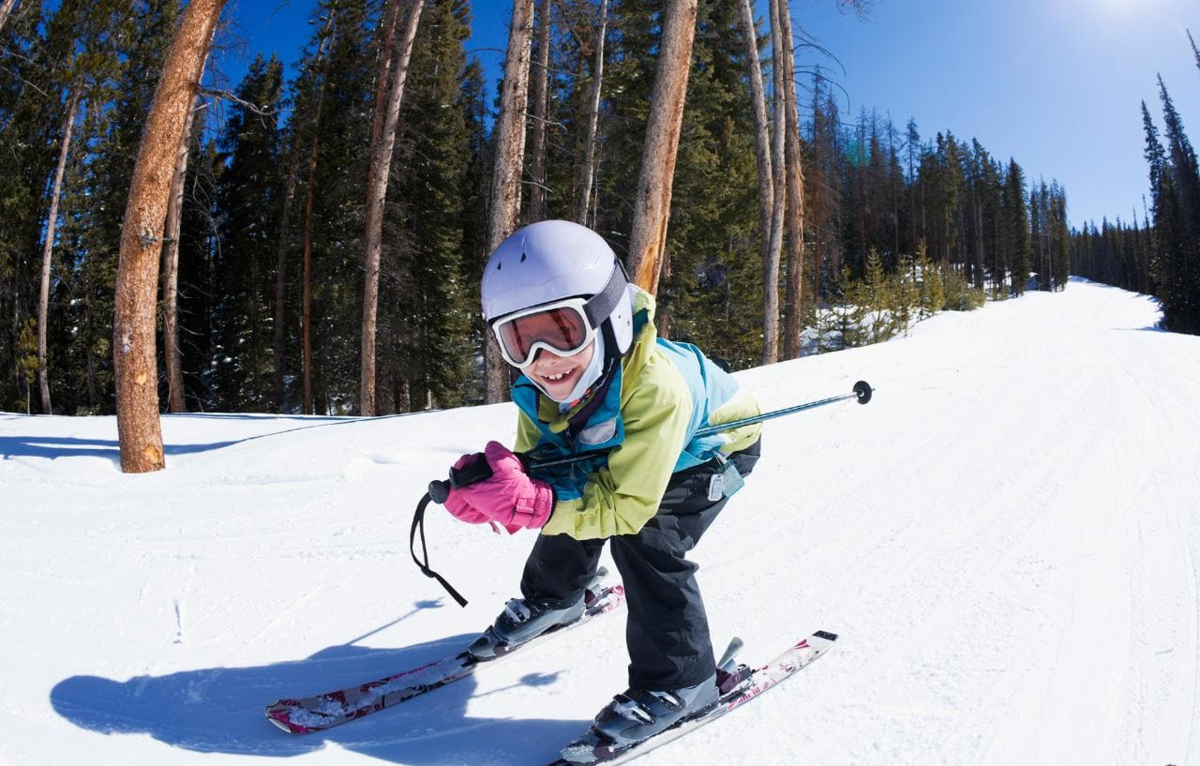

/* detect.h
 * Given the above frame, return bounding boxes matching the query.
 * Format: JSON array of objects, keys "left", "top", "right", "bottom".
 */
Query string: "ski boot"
[
  {"left": 466, "top": 591, "right": 586, "bottom": 661},
  {"left": 559, "top": 637, "right": 747, "bottom": 763},
  {"left": 559, "top": 673, "right": 720, "bottom": 763}
]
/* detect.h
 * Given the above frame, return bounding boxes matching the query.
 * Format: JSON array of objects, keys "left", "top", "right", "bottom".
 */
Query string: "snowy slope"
[{"left": 2, "top": 277, "right": 1198, "bottom": 766}]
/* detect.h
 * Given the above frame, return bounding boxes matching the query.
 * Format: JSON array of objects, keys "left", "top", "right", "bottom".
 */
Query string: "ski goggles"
[{"left": 490, "top": 263, "right": 629, "bottom": 368}]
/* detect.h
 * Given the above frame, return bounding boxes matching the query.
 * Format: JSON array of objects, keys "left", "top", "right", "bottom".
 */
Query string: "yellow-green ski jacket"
[{"left": 511, "top": 288, "right": 760, "bottom": 540}]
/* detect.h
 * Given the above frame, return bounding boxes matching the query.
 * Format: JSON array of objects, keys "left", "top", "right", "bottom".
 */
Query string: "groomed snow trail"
[{"left": 1, "top": 278, "right": 1197, "bottom": 766}]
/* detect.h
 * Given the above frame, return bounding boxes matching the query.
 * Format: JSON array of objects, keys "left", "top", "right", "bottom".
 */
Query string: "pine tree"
[
  {"left": 382, "top": 0, "right": 473, "bottom": 411},
  {"left": 2, "top": 0, "right": 130, "bottom": 415},
  {"left": 576, "top": 0, "right": 610, "bottom": 227},
  {"left": 360, "top": 0, "right": 424, "bottom": 416},
  {"left": 889, "top": 253, "right": 919, "bottom": 335},
  {"left": 916, "top": 240, "right": 943, "bottom": 315},
  {"left": 806, "top": 72, "right": 843, "bottom": 304},
  {"left": 1156, "top": 77, "right": 1200, "bottom": 330},
  {"left": 16, "top": 317, "right": 40, "bottom": 414},
  {"left": 862, "top": 247, "right": 891, "bottom": 343},
  {"left": 458, "top": 55, "right": 490, "bottom": 403},
  {"left": 938, "top": 132, "right": 963, "bottom": 264},
  {"left": 904, "top": 118, "right": 923, "bottom": 250},
  {"left": 1004, "top": 159, "right": 1031, "bottom": 295},
  {"left": 1050, "top": 184, "right": 1071, "bottom": 290},
  {"left": 290, "top": 0, "right": 375, "bottom": 413},
  {"left": 980, "top": 153, "right": 1006, "bottom": 297},
  {"left": 212, "top": 55, "right": 285, "bottom": 411},
  {"left": 53, "top": 0, "right": 181, "bottom": 415},
  {"left": 837, "top": 266, "right": 866, "bottom": 348},
  {"left": 0, "top": 3, "right": 55, "bottom": 410},
  {"left": 1141, "top": 98, "right": 1193, "bottom": 330},
  {"left": 177, "top": 132, "right": 220, "bottom": 410}
]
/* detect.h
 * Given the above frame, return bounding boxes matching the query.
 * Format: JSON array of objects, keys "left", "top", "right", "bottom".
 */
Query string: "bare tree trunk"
[
  {"left": 301, "top": 167, "right": 317, "bottom": 415},
  {"left": 527, "top": 0, "right": 552, "bottom": 222},
  {"left": 36, "top": 83, "right": 82, "bottom": 415},
  {"left": 367, "top": 0, "right": 403, "bottom": 193},
  {"left": 114, "top": 0, "right": 226, "bottom": 473},
  {"left": 576, "top": 0, "right": 608, "bottom": 227},
  {"left": 483, "top": 0, "right": 534, "bottom": 404},
  {"left": 162, "top": 95, "right": 204, "bottom": 414},
  {"left": 760, "top": 0, "right": 786, "bottom": 365},
  {"left": 736, "top": 0, "right": 773, "bottom": 271},
  {"left": 271, "top": 15, "right": 338, "bottom": 414},
  {"left": 0, "top": 0, "right": 18, "bottom": 36},
  {"left": 361, "top": 0, "right": 423, "bottom": 417},
  {"left": 627, "top": 0, "right": 697, "bottom": 295},
  {"left": 350, "top": 0, "right": 402, "bottom": 412},
  {"left": 974, "top": 199, "right": 985, "bottom": 288},
  {"left": 779, "top": 0, "right": 806, "bottom": 359},
  {"left": 272, "top": 154, "right": 298, "bottom": 410},
  {"left": 301, "top": 13, "right": 338, "bottom": 416}
]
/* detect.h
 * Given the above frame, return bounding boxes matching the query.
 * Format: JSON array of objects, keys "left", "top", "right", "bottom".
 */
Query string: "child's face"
[{"left": 525, "top": 340, "right": 596, "bottom": 402}]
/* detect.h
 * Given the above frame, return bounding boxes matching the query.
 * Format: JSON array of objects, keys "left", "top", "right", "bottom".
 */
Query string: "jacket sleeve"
[
  {"left": 514, "top": 410, "right": 542, "bottom": 454},
  {"left": 539, "top": 352, "right": 693, "bottom": 539}
]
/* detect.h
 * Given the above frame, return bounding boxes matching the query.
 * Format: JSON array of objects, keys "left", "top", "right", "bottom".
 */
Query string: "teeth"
[{"left": 545, "top": 369, "right": 574, "bottom": 382}]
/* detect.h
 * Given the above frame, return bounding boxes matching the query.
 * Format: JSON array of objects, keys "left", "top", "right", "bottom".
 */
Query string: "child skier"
[{"left": 443, "top": 219, "right": 762, "bottom": 756}]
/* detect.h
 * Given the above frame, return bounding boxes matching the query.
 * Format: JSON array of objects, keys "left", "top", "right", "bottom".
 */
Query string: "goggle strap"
[{"left": 582, "top": 261, "right": 630, "bottom": 329}]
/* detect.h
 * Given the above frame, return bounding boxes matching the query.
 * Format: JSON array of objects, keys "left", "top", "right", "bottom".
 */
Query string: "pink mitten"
[
  {"left": 444, "top": 453, "right": 492, "bottom": 525},
  {"left": 457, "top": 441, "right": 554, "bottom": 530}
]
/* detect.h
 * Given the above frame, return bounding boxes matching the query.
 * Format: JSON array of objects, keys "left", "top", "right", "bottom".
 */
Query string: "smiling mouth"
[{"left": 542, "top": 368, "right": 577, "bottom": 383}]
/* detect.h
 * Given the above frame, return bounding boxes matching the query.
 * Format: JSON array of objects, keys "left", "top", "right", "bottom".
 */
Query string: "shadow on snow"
[
  {"left": 50, "top": 605, "right": 588, "bottom": 764},
  {"left": 0, "top": 414, "right": 403, "bottom": 463}
]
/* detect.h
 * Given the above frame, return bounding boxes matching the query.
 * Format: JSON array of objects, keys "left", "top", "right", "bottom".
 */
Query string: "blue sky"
[{"left": 215, "top": 0, "right": 1200, "bottom": 229}]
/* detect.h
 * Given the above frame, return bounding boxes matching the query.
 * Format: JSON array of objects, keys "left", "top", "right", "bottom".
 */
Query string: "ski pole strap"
[{"left": 409, "top": 492, "right": 469, "bottom": 608}]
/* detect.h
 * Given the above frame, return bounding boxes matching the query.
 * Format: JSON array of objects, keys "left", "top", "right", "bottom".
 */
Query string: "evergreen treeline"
[
  {"left": 1, "top": 0, "right": 1070, "bottom": 415},
  {"left": 1073, "top": 33, "right": 1200, "bottom": 334},
  {"left": 804, "top": 86, "right": 1070, "bottom": 306}
]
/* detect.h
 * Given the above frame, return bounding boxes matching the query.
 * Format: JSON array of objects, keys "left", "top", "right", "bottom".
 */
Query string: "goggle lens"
[{"left": 497, "top": 305, "right": 590, "bottom": 366}]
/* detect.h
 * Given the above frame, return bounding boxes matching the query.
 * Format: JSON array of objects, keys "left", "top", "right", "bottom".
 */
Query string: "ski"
[
  {"left": 264, "top": 579, "right": 625, "bottom": 734},
  {"left": 550, "top": 629, "right": 838, "bottom": 766}
]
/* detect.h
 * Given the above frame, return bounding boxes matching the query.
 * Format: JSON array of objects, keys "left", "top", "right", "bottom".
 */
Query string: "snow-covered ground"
[{"left": 2, "top": 277, "right": 1197, "bottom": 766}]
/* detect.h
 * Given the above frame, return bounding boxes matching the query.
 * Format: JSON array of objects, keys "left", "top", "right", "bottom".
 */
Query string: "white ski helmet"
[{"left": 482, "top": 220, "right": 634, "bottom": 361}]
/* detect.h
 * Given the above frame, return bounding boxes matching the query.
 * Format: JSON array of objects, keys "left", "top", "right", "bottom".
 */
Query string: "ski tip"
[{"left": 813, "top": 630, "right": 839, "bottom": 642}]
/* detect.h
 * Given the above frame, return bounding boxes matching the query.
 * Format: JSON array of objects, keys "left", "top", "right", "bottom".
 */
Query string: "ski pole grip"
[{"left": 427, "top": 452, "right": 494, "bottom": 505}]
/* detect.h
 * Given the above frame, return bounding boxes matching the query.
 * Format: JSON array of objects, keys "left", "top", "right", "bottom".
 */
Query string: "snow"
[{"left": 2, "top": 277, "right": 1198, "bottom": 766}]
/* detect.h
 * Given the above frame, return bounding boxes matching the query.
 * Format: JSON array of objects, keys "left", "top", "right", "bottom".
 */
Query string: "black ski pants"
[{"left": 519, "top": 439, "right": 761, "bottom": 692}]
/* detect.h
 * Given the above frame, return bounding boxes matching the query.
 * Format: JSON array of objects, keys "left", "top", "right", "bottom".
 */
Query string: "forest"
[
  {"left": 1072, "top": 37, "right": 1200, "bottom": 337},
  {"left": 1, "top": 0, "right": 1104, "bottom": 432}
]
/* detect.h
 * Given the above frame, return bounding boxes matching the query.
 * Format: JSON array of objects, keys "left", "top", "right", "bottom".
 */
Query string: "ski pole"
[
  {"left": 427, "top": 380, "right": 872, "bottom": 502},
  {"left": 414, "top": 380, "right": 872, "bottom": 606},
  {"left": 693, "top": 379, "right": 872, "bottom": 437}
]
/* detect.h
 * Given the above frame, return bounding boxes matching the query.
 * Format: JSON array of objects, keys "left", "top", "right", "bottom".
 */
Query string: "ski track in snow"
[{"left": 1, "top": 278, "right": 1198, "bottom": 766}]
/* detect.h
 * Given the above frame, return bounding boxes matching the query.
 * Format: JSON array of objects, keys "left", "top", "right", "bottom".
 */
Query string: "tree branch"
[{"left": 197, "top": 85, "right": 277, "bottom": 115}]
